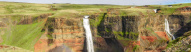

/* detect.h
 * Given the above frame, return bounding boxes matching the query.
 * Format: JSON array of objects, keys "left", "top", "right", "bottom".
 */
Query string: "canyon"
[{"left": 0, "top": 2, "right": 190, "bottom": 52}]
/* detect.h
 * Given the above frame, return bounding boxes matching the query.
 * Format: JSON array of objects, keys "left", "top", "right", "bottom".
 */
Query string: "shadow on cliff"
[
  {"left": 83, "top": 38, "right": 87, "bottom": 52},
  {"left": 174, "top": 21, "right": 191, "bottom": 38},
  {"left": 46, "top": 18, "right": 54, "bottom": 46},
  {"left": 97, "top": 13, "right": 124, "bottom": 52},
  {"left": 97, "top": 13, "right": 106, "bottom": 37},
  {"left": 122, "top": 16, "right": 139, "bottom": 40}
]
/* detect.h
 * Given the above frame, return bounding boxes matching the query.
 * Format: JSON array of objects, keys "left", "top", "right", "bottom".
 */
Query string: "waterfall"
[
  {"left": 165, "top": 18, "right": 175, "bottom": 40},
  {"left": 83, "top": 16, "right": 94, "bottom": 52},
  {"left": 153, "top": 9, "right": 157, "bottom": 13}
]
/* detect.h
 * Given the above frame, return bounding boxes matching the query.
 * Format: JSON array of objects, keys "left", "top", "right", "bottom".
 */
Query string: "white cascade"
[
  {"left": 165, "top": 18, "right": 175, "bottom": 40},
  {"left": 153, "top": 9, "right": 157, "bottom": 13},
  {"left": 83, "top": 16, "right": 94, "bottom": 52}
]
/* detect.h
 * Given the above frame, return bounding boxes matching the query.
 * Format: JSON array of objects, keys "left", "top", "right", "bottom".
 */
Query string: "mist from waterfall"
[
  {"left": 165, "top": 18, "right": 175, "bottom": 40},
  {"left": 83, "top": 16, "right": 94, "bottom": 52}
]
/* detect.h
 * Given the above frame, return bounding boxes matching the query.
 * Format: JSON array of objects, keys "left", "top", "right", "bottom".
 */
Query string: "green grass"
[
  {"left": 0, "top": 1, "right": 190, "bottom": 18},
  {"left": 90, "top": 13, "right": 107, "bottom": 26},
  {"left": 53, "top": 4, "right": 127, "bottom": 10},
  {"left": 149, "top": 3, "right": 191, "bottom": 15},
  {"left": 119, "top": 8, "right": 152, "bottom": 16},
  {"left": 133, "top": 45, "right": 139, "bottom": 51},
  {"left": 0, "top": 1, "right": 129, "bottom": 17},
  {"left": 167, "top": 37, "right": 183, "bottom": 48},
  {"left": 1, "top": 21, "right": 45, "bottom": 50},
  {"left": 113, "top": 31, "right": 135, "bottom": 40},
  {"left": 0, "top": 1, "right": 55, "bottom": 15},
  {"left": 172, "top": 3, "right": 191, "bottom": 8},
  {"left": 160, "top": 8, "right": 177, "bottom": 15}
]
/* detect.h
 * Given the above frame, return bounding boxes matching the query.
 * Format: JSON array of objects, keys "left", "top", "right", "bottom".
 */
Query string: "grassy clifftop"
[
  {"left": 0, "top": 1, "right": 190, "bottom": 17},
  {"left": 0, "top": 1, "right": 127, "bottom": 17}
]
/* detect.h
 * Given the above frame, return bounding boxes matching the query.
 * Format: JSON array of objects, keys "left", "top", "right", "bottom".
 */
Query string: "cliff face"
[
  {"left": 0, "top": 13, "right": 86, "bottom": 52},
  {"left": 0, "top": 11, "right": 190, "bottom": 52},
  {"left": 1, "top": 1, "right": 191, "bottom": 52},
  {"left": 0, "top": 3, "right": 191, "bottom": 52},
  {"left": 138, "top": 15, "right": 168, "bottom": 52},
  {"left": 169, "top": 14, "right": 191, "bottom": 38},
  {"left": 35, "top": 17, "right": 85, "bottom": 52},
  {"left": 89, "top": 13, "right": 140, "bottom": 52},
  {"left": 88, "top": 10, "right": 191, "bottom": 52}
]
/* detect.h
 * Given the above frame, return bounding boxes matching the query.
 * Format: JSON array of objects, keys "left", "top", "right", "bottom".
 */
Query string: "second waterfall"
[
  {"left": 165, "top": 18, "right": 175, "bottom": 40},
  {"left": 83, "top": 16, "right": 94, "bottom": 52}
]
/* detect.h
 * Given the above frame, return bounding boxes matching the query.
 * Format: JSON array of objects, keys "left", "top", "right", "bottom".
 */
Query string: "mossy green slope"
[{"left": 1, "top": 20, "right": 45, "bottom": 50}]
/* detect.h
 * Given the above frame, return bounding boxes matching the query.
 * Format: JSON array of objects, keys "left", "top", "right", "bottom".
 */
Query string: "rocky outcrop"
[
  {"left": 90, "top": 13, "right": 128, "bottom": 52},
  {"left": 18, "top": 13, "right": 53, "bottom": 25},
  {"left": 34, "top": 17, "right": 85, "bottom": 52},
  {"left": 122, "top": 16, "right": 139, "bottom": 40},
  {"left": 177, "top": 6, "right": 191, "bottom": 13},
  {"left": 164, "top": 35, "right": 191, "bottom": 52},
  {"left": 168, "top": 14, "right": 191, "bottom": 38}
]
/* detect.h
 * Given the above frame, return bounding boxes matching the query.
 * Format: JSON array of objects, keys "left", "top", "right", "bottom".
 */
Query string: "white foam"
[
  {"left": 84, "top": 16, "right": 89, "bottom": 19},
  {"left": 165, "top": 18, "right": 175, "bottom": 40},
  {"left": 83, "top": 16, "right": 94, "bottom": 52},
  {"left": 153, "top": 9, "right": 157, "bottom": 13}
]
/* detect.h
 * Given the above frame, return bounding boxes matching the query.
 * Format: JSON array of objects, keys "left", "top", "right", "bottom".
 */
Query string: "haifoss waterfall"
[
  {"left": 165, "top": 18, "right": 175, "bottom": 40},
  {"left": 83, "top": 16, "right": 94, "bottom": 52}
]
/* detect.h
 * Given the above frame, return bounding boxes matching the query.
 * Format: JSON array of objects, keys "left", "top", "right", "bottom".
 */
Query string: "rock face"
[
  {"left": 89, "top": 13, "right": 140, "bottom": 52},
  {"left": 89, "top": 11, "right": 191, "bottom": 52},
  {"left": 34, "top": 17, "right": 85, "bottom": 52},
  {"left": 168, "top": 15, "right": 191, "bottom": 38},
  {"left": 164, "top": 35, "right": 191, "bottom": 52},
  {"left": 90, "top": 13, "right": 124, "bottom": 52},
  {"left": 177, "top": 6, "right": 191, "bottom": 13},
  {"left": 137, "top": 14, "right": 191, "bottom": 52}
]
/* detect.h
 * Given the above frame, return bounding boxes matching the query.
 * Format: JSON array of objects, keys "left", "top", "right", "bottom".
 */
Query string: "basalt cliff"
[{"left": 0, "top": 2, "right": 191, "bottom": 52}]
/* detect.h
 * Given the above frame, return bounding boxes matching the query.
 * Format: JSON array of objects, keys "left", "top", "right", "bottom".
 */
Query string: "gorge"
[{"left": 0, "top": 2, "right": 190, "bottom": 52}]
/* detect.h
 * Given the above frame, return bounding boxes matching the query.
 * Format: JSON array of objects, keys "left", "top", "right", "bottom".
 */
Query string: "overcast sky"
[{"left": 1, "top": 0, "right": 191, "bottom": 5}]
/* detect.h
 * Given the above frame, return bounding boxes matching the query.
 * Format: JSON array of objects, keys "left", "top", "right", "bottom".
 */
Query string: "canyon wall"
[
  {"left": 0, "top": 8, "right": 190, "bottom": 52},
  {"left": 89, "top": 11, "right": 191, "bottom": 52},
  {"left": 35, "top": 17, "right": 85, "bottom": 52}
]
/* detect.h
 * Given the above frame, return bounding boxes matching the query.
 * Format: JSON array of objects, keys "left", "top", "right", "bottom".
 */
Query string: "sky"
[{"left": 0, "top": 0, "right": 191, "bottom": 5}]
